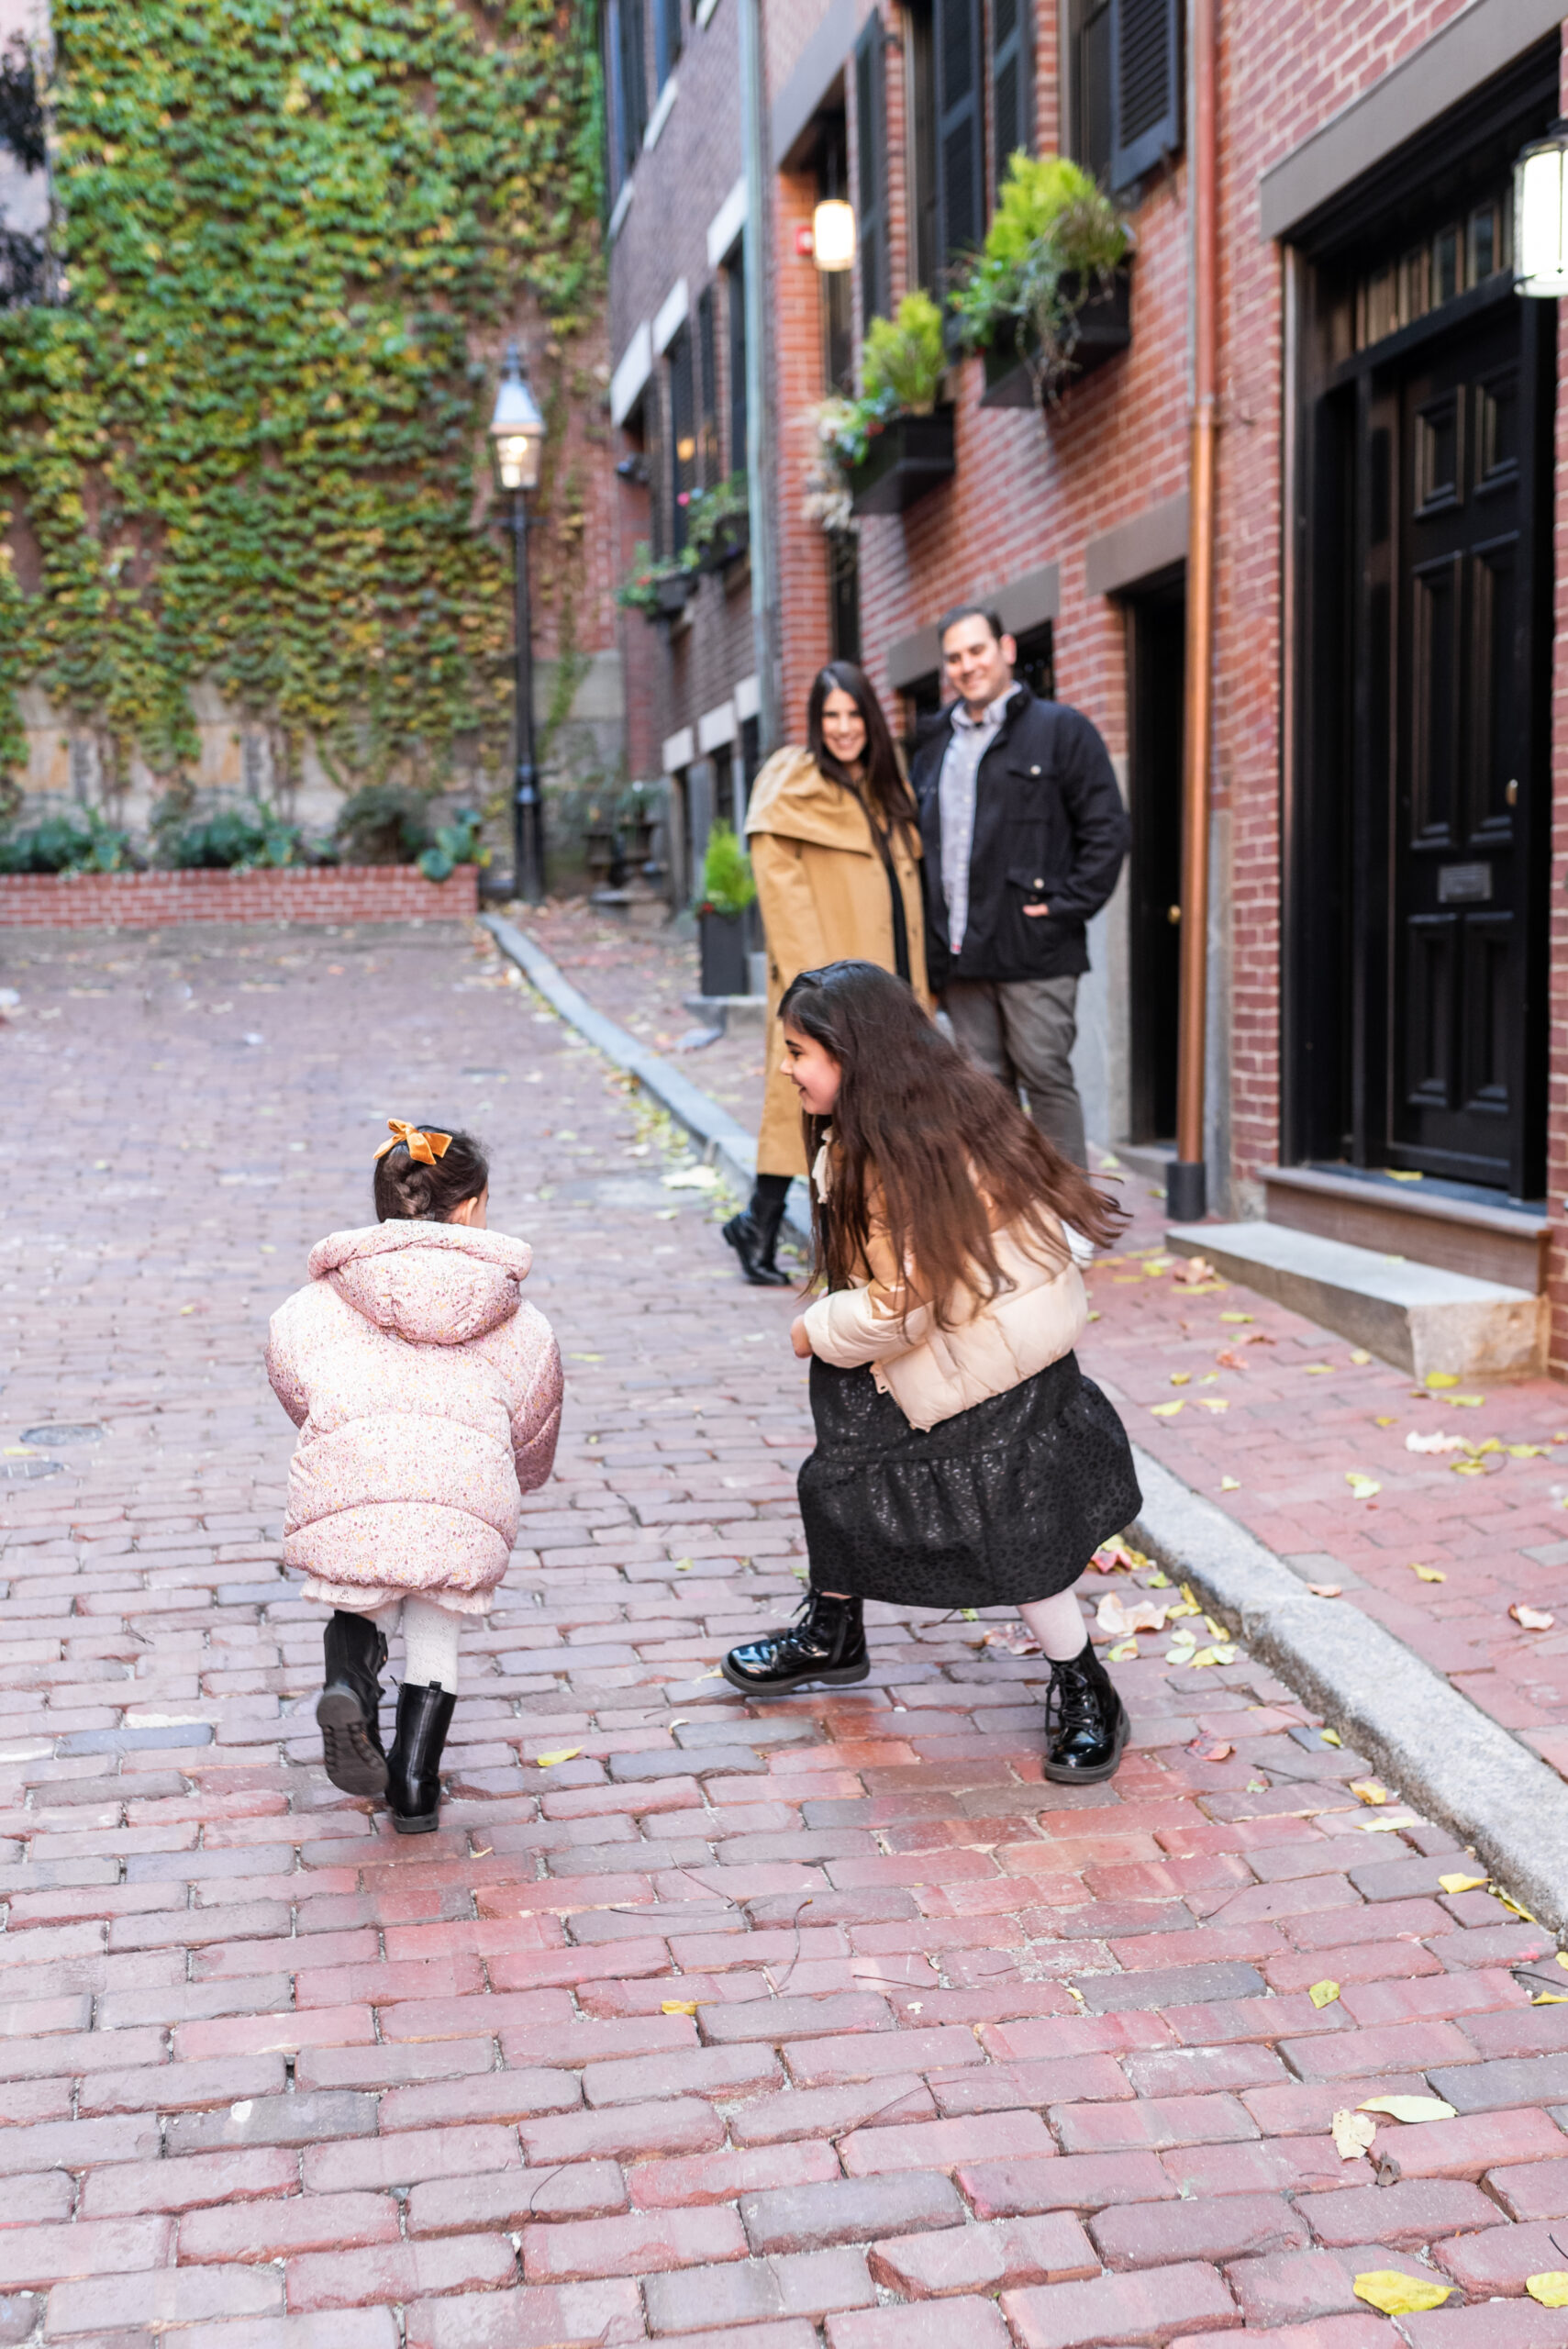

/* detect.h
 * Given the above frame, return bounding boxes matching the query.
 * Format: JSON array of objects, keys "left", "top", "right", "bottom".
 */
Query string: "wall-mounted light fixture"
[
  {"left": 811, "top": 198, "right": 856, "bottom": 273},
  {"left": 1515, "top": 121, "right": 1568, "bottom": 297}
]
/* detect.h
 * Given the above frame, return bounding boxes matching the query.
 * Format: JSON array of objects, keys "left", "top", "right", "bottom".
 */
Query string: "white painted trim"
[
  {"left": 607, "top": 176, "right": 634, "bottom": 244},
  {"left": 652, "top": 277, "right": 690, "bottom": 355},
  {"left": 706, "top": 174, "right": 748, "bottom": 271},
  {"left": 695, "top": 0, "right": 721, "bottom": 24},
  {"left": 609, "top": 322, "right": 652, "bottom": 428},
  {"left": 662, "top": 726, "right": 695, "bottom": 774},
  {"left": 643, "top": 72, "right": 679, "bottom": 154},
  {"left": 733, "top": 674, "right": 760, "bottom": 722},
  {"left": 697, "top": 701, "right": 738, "bottom": 753}
]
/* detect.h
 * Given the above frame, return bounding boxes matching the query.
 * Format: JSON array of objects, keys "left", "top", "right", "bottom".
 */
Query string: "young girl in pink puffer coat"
[{"left": 267, "top": 1120, "right": 562, "bottom": 1833}]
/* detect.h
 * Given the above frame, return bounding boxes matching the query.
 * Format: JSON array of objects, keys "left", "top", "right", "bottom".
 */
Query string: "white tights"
[
  {"left": 1017, "top": 1582, "right": 1090, "bottom": 1661},
  {"left": 369, "top": 1597, "right": 461, "bottom": 1695}
]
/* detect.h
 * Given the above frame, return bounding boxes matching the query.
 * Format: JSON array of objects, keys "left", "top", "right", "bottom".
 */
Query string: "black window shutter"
[
  {"left": 653, "top": 0, "right": 683, "bottom": 90},
  {"left": 617, "top": 0, "right": 648, "bottom": 174},
  {"left": 853, "top": 16, "right": 888, "bottom": 334},
  {"left": 934, "top": 0, "right": 984, "bottom": 290},
  {"left": 668, "top": 324, "right": 695, "bottom": 552},
  {"left": 989, "top": 0, "right": 1031, "bottom": 198},
  {"left": 1109, "top": 0, "right": 1180, "bottom": 188},
  {"left": 727, "top": 243, "right": 748, "bottom": 479},
  {"left": 696, "top": 284, "right": 718, "bottom": 486}
]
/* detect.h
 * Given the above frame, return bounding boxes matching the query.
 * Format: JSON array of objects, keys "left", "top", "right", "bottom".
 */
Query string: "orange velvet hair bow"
[{"left": 374, "top": 1119, "right": 452, "bottom": 1166}]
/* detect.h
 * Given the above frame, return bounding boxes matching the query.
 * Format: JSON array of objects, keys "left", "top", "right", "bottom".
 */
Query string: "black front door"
[
  {"left": 1385, "top": 307, "right": 1545, "bottom": 1189},
  {"left": 1127, "top": 578, "right": 1184, "bottom": 1143}
]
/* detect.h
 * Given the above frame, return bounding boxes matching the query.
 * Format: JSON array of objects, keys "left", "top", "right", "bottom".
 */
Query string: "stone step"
[
  {"left": 1167, "top": 1219, "right": 1546, "bottom": 1380},
  {"left": 1261, "top": 1164, "right": 1547, "bottom": 1292}
]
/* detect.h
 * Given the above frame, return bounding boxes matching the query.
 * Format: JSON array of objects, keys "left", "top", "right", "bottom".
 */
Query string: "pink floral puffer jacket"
[{"left": 266, "top": 1222, "right": 562, "bottom": 1616}]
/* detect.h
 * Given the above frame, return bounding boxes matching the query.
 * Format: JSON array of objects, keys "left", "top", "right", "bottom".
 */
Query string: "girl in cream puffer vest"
[
  {"left": 267, "top": 1121, "right": 562, "bottom": 1833},
  {"left": 722, "top": 962, "right": 1142, "bottom": 1787}
]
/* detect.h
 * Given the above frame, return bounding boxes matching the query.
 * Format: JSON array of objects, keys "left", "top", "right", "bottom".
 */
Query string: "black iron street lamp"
[{"left": 489, "top": 344, "right": 547, "bottom": 903}]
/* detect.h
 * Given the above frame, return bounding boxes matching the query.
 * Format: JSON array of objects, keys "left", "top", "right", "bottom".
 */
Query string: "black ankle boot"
[
  {"left": 723, "top": 1190, "right": 793, "bottom": 1286},
  {"left": 1041, "top": 1642, "right": 1129, "bottom": 1785},
  {"left": 386, "top": 1679, "right": 456, "bottom": 1834},
  {"left": 317, "top": 1611, "right": 388, "bottom": 1798},
  {"left": 723, "top": 1589, "right": 869, "bottom": 1695}
]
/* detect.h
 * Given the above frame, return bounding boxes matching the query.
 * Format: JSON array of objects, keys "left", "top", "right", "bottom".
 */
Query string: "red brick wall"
[{"left": 0, "top": 866, "right": 480, "bottom": 931}]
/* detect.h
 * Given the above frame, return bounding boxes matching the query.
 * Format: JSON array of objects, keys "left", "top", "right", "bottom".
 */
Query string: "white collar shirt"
[{"left": 938, "top": 686, "right": 1017, "bottom": 956}]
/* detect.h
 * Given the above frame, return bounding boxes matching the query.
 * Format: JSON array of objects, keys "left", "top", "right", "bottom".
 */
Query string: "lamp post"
[
  {"left": 489, "top": 343, "right": 547, "bottom": 903},
  {"left": 1515, "top": 122, "right": 1568, "bottom": 296}
]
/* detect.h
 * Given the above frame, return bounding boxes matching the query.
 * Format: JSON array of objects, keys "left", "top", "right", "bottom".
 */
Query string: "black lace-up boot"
[
  {"left": 386, "top": 1679, "right": 457, "bottom": 1834},
  {"left": 722, "top": 1589, "right": 869, "bottom": 1695},
  {"left": 722, "top": 1189, "right": 793, "bottom": 1286},
  {"left": 317, "top": 1610, "right": 388, "bottom": 1798},
  {"left": 1041, "top": 1642, "right": 1129, "bottom": 1785}
]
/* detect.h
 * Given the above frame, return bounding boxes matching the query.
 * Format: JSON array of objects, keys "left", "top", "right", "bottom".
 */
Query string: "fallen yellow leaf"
[
  {"left": 1106, "top": 1639, "right": 1140, "bottom": 1662},
  {"left": 1532, "top": 1993, "right": 1568, "bottom": 2006},
  {"left": 1345, "top": 1472, "right": 1381, "bottom": 1499},
  {"left": 1350, "top": 1779, "right": 1390, "bottom": 1806},
  {"left": 1358, "top": 2095, "right": 1457, "bottom": 2124},
  {"left": 1425, "top": 1372, "right": 1459, "bottom": 1388},
  {"left": 1510, "top": 1444, "right": 1551, "bottom": 1458},
  {"left": 1307, "top": 1583, "right": 1342, "bottom": 1598},
  {"left": 1527, "top": 2276, "right": 1568, "bottom": 2309},
  {"left": 1304, "top": 1364, "right": 1334, "bottom": 1375},
  {"left": 1186, "top": 1644, "right": 1238, "bottom": 1667},
  {"left": 1410, "top": 1564, "right": 1447, "bottom": 1582},
  {"left": 1308, "top": 1980, "right": 1340, "bottom": 2009},
  {"left": 661, "top": 1999, "right": 699, "bottom": 2015},
  {"left": 1170, "top": 1372, "right": 1191, "bottom": 1386},
  {"left": 1150, "top": 1400, "right": 1184, "bottom": 1417},
  {"left": 1375, "top": 1415, "right": 1398, "bottom": 1426},
  {"left": 1219, "top": 1311, "right": 1254, "bottom": 1322},
  {"left": 1204, "top": 1616, "right": 1228, "bottom": 1639},
  {"left": 1196, "top": 1397, "right": 1229, "bottom": 1410},
  {"left": 1219, "top": 1476, "right": 1241, "bottom": 1492},
  {"left": 1496, "top": 1890, "right": 1538, "bottom": 1922},
  {"left": 1320, "top": 1729, "right": 1342, "bottom": 1747},
  {"left": 1437, "top": 1873, "right": 1487, "bottom": 1894},
  {"left": 1352, "top": 2273, "right": 1450, "bottom": 2317},
  {"left": 1511, "top": 1604, "right": 1556, "bottom": 1631},
  {"left": 1331, "top": 2109, "right": 1376, "bottom": 2160},
  {"left": 1350, "top": 1351, "right": 1372, "bottom": 1364},
  {"left": 534, "top": 1747, "right": 583, "bottom": 1767}
]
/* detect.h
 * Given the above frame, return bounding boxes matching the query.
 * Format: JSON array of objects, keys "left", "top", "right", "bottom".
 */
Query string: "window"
[
  {"left": 1072, "top": 0, "right": 1180, "bottom": 192},
  {"left": 906, "top": 4, "right": 940, "bottom": 295},
  {"left": 1013, "top": 621, "right": 1054, "bottom": 702},
  {"left": 653, "top": 0, "right": 683, "bottom": 90},
  {"left": 990, "top": 0, "right": 1030, "bottom": 196},
  {"left": 645, "top": 381, "right": 665, "bottom": 562},
  {"left": 727, "top": 243, "right": 748, "bottom": 478},
  {"left": 667, "top": 324, "right": 695, "bottom": 551},
  {"left": 697, "top": 284, "right": 720, "bottom": 486},
  {"left": 854, "top": 17, "right": 889, "bottom": 333},
  {"left": 819, "top": 115, "right": 855, "bottom": 390},
  {"left": 934, "top": 0, "right": 984, "bottom": 291},
  {"left": 615, "top": 0, "right": 649, "bottom": 176}
]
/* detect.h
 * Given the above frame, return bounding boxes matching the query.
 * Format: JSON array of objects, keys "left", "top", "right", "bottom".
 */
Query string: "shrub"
[
  {"left": 698, "top": 820, "right": 756, "bottom": 918},
  {"left": 334, "top": 785, "right": 435, "bottom": 865},
  {"left": 417, "top": 807, "right": 490, "bottom": 883},
  {"left": 951, "top": 152, "right": 1130, "bottom": 403},
  {"left": 861, "top": 292, "right": 946, "bottom": 414},
  {"left": 0, "top": 807, "right": 134, "bottom": 874},
  {"left": 161, "top": 801, "right": 304, "bottom": 870}
]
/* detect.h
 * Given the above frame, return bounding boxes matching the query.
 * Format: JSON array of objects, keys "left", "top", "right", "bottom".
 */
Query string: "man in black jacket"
[{"left": 910, "top": 605, "right": 1129, "bottom": 1167}]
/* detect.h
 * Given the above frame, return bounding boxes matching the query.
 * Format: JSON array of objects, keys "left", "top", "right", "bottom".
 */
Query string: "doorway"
[{"left": 1125, "top": 573, "right": 1184, "bottom": 1144}]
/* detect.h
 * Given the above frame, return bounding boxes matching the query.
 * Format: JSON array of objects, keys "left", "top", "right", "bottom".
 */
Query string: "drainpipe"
[
  {"left": 1168, "top": 0, "right": 1218, "bottom": 1225},
  {"left": 738, "top": 0, "right": 781, "bottom": 756}
]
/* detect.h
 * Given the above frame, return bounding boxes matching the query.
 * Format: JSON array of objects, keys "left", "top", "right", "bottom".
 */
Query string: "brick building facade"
[{"left": 602, "top": 0, "right": 1568, "bottom": 1368}]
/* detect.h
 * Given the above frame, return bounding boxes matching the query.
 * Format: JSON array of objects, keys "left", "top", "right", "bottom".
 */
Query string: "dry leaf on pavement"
[
  {"left": 1307, "top": 1980, "right": 1340, "bottom": 2009},
  {"left": 1169, "top": 1371, "right": 1191, "bottom": 1386},
  {"left": 661, "top": 1999, "right": 699, "bottom": 2015},
  {"left": 1358, "top": 2095, "right": 1457, "bottom": 2123},
  {"left": 1173, "top": 1255, "right": 1217, "bottom": 1285},
  {"left": 1307, "top": 1583, "right": 1342, "bottom": 1598},
  {"left": 1511, "top": 1604, "right": 1556, "bottom": 1630},
  {"left": 1187, "top": 1737, "right": 1234, "bottom": 1763},
  {"left": 1526, "top": 2277, "right": 1568, "bottom": 2309},
  {"left": 1331, "top": 2110, "right": 1377, "bottom": 2160},
  {"left": 1352, "top": 2273, "right": 1451, "bottom": 2316},
  {"left": 1319, "top": 1728, "right": 1342, "bottom": 1746},
  {"left": 1215, "top": 1349, "right": 1250, "bottom": 1370},
  {"left": 1096, "top": 1593, "right": 1169, "bottom": 1638},
  {"left": 1437, "top": 1873, "right": 1488, "bottom": 1894},
  {"left": 1349, "top": 1779, "right": 1390, "bottom": 1806},
  {"left": 1407, "top": 1430, "right": 1466, "bottom": 1453},
  {"left": 1345, "top": 1473, "right": 1381, "bottom": 1499},
  {"left": 534, "top": 1747, "right": 582, "bottom": 1766},
  {"left": 1151, "top": 1400, "right": 1184, "bottom": 1417},
  {"left": 1409, "top": 1564, "right": 1447, "bottom": 1582}
]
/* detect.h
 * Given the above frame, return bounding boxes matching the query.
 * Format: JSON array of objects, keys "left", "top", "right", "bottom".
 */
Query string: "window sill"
[{"left": 644, "top": 74, "right": 679, "bottom": 154}]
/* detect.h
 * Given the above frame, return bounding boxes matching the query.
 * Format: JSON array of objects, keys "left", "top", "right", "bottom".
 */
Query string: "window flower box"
[
  {"left": 845, "top": 406, "right": 956, "bottom": 518},
  {"left": 979, "top": 268, "right": 1133, "bottom": 408}
]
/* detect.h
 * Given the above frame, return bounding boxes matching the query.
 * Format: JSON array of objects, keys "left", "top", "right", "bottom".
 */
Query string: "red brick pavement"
[{"left": 3, "top": 917, "right": 1568, "bottom": 2344}]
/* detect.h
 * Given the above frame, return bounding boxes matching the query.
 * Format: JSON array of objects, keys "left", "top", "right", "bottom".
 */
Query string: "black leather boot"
[
  {"left": 317, "top": 1611, "right": 388, "bottom": 1798},
  {"left": 723, "top": 1589, "right": 869, "bottom": 1695},
  {"left": 722, "top": 1190, "right": 793, "bottom": 1286},
  {"left": 1041, "top": 1642, "right": 1129, "bottom": 1785},
  {"left": 386, "top": 1679, "right": 457, "bottom": 1834}
]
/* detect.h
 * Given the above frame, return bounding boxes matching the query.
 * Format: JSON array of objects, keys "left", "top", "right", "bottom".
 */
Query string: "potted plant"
[
  {"left": 686, "top": 473, "right": 751, "bottom": 573},
  {"left": 615, "top": 541, "right": 698, "bottom": 623},
  {"left": 803, "top": 294, "right": 955, "bottom": 523},
  {"left": 952, "top": 154, "right": 1132, "bottom": 413},
  {"left": 695, "top": 819, "right": 758, "bottom": 997}
]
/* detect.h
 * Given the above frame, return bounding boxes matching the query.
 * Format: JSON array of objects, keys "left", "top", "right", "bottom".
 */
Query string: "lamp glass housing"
[
  {"left": 489, "top": 351, "right": 546, "bottom": 489},
  {"left": 812, "top": 198, "right": 856, "bottom": 273},
  {"left": 1516, "top": 130, "right": 1568, "bottom": 296}
]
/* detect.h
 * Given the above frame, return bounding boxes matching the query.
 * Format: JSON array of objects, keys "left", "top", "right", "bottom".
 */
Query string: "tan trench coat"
[{"left": 747, "top": 747, "right": 930, "bottom": 1178}]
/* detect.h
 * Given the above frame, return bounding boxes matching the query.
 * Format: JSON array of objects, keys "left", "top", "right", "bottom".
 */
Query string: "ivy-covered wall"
[{"left": 0, "top": 0, "right": 616, "bottom": 823}]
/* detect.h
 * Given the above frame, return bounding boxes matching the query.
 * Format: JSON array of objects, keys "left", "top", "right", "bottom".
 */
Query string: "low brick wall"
[{"left": 0, "top": 863, "right": 480, "bottom": 930}]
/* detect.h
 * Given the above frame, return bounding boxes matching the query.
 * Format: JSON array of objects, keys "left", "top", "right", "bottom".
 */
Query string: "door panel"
[{"left": 1390, "top": 312, "right": 1531, "bottom": 1186}]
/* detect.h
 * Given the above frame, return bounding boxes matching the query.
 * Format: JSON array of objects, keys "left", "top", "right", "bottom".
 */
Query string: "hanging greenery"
[{"left": 0, "top": 0, "right": 604, "bottom": 807}]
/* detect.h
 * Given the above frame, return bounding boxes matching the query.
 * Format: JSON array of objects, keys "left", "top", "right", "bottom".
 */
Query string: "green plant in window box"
[
  {"left": 615, "top": 540, "right": 700, "bottom": 618},
  {"left": 952, "top": 153, "right": 1132, "bottom": 408},
  {"left": 801, "top": 293, "right": 949, "bottom": 527},
  {"left": 684, "top": 473, "right": 750, "bottom": 570}
]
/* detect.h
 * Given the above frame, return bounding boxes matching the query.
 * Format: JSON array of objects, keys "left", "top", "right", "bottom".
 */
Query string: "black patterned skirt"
[{"left": 797, "top": 1350, "right": 1141, "bottom": 1611}]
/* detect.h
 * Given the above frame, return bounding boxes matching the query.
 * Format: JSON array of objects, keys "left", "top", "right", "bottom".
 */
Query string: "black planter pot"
[
  {"left": 697, "top": 512, "right": 750, "bottom": 573},
  {"left": 846, "top": 406, "right": 956, "bottom": 518},
  {"left": 699, "top": 907, "right": 751, "bottom": 997},
  {"left": 979, "top": 269, "right": 1132, "bottom": 409},
  {"left": 655, "top": 571, "right": 696, "bottom": 617}
]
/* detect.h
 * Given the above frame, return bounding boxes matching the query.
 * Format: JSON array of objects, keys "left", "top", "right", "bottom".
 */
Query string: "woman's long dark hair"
[
  {"left": 780, "top": 961, "right": 1125, "bottom": 1322},
  {"left": 806, "top": 661, "right": 917, "bottom": 839}
]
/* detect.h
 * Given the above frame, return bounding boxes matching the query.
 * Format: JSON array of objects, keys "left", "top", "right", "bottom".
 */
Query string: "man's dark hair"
[{"left": 938, "top": 603, "right": 1008, "bottom": 651}]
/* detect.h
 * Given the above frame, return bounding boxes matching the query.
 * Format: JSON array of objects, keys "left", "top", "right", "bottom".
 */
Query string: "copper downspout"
[{"left": 1169, "top": 0, "right": 1218, "bottom": 1224}]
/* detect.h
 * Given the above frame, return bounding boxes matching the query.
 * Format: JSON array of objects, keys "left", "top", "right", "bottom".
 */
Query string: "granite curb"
[
  {"left": 482, "top": 908, "right": 1568, "bottom": 1936},
  {"left": 1130, "top": 1442, "right": 1568, "bottom": 1935}
]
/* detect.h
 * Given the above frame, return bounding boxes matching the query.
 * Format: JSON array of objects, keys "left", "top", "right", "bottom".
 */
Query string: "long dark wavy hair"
[
  {"left": 779, "top": 961, "right": 1125, "bottom": 1323},
  {"left": 805, "top": 660, "right": 917, "bottom": 839}
]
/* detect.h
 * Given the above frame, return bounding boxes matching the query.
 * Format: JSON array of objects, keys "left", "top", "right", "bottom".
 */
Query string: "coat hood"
[
  {"left": 746, "top": 748, "right": 893, "bottom": 858},
  {"left": 306, "top": 1222, "right": 533, "bottom": 1346}
]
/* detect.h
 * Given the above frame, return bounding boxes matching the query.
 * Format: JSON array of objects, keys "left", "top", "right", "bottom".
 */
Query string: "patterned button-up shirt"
[{"left": 938, "top": 686, "right": 1018, "bottom": 956}]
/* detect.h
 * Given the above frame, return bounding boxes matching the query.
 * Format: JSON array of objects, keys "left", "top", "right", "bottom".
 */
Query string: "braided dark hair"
[{"left": 373, "top": 1126, "right": 489, "bottom": 1223}]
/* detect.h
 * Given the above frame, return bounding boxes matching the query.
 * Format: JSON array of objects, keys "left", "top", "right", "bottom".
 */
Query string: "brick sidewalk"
[{"left": 5, "top": 917, "right": 1568, "bottom": 2345}]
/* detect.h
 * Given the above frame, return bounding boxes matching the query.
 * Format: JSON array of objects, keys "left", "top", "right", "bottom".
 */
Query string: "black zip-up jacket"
[{"left": 910, "top": 687, "right": 1129, "bottom": 991}]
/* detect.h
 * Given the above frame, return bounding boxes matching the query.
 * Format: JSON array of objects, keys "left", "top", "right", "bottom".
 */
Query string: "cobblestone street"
[{"left": 7, "top": 917, "right": 1568, "bottom": 2346}]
